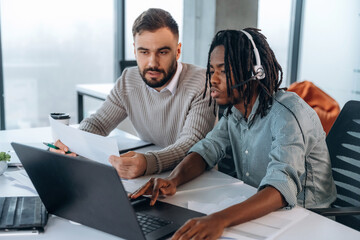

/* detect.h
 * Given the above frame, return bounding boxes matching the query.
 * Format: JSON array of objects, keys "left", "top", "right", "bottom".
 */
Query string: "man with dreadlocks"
[{"left": 130, "top": 29, "right": 336, "bottom": 239}]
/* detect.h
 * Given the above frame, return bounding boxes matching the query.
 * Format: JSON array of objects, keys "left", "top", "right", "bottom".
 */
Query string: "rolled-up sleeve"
[{"left": 259, "top": 108, "right": 306, "bottom": 209}]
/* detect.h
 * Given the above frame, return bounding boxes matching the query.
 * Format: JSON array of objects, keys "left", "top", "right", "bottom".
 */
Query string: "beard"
[{"left": 140, "top": 59, "right": 177, "bottom": 88}]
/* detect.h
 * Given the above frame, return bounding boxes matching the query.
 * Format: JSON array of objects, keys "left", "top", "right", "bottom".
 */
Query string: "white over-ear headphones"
[{"left": 240, "top": 30, "right": 265, "bottom": 80}]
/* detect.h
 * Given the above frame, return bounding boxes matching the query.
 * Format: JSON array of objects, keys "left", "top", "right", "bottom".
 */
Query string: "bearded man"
[{"left": 53, "top": 8, "right": 215, "bottom": 179}]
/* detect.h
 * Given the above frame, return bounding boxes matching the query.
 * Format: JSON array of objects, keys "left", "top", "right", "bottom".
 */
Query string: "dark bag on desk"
[{"left": 0, "top": 196, "right": 48, "bottom": 232}]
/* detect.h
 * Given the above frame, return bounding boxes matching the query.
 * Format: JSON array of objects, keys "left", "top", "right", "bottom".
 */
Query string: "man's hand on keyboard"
[{"left": 129, "top": 177, "right": 177, "bottom": 206}]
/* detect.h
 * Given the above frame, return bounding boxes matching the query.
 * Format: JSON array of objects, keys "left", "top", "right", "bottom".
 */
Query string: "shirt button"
[
  {"left": 245, "top": 150, "right": 249, "bottom": 154},
  {"left": 246, "top": 172, "right": 250, "bottom": 176}
]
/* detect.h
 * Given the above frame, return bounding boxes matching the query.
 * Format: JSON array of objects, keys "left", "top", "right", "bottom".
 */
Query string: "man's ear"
[{"left": 176, "top": 42, "right": 182, "bottom": 61}]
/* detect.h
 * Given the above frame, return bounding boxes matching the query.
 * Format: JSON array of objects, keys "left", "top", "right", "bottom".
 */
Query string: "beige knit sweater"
[{"left": 79, "top": 63, "right": 215, "bottom": 174}]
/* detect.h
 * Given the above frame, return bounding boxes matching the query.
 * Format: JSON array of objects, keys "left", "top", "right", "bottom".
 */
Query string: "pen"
[{"left": 43, "top": 142, "right": 72, "bottom": 154}]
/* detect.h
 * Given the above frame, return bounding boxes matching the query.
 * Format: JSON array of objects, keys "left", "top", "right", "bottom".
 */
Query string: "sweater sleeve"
[
  {"left": 143, "top": 86, "right": 216, "bottom": 175},
  {"left": 79, "top": 76, "right": 128, "bottom": 136}
]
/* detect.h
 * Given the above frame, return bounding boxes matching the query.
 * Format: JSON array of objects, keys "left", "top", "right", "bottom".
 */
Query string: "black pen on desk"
[{"left": 43, "top": 142, "right": 72, "bottom": 154}]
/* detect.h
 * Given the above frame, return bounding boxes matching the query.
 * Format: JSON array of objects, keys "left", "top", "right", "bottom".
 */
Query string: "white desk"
[
  {"left": 1, "top": 127, "right": 359, "bottom": 240},
  {"left": 76, "top": 83, "right": 114, "bottom": 123}
]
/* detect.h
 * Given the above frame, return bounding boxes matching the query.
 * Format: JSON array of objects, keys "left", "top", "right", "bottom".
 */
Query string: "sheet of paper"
[
  {"left": 3, "top": 170, "right": 37, "bottom": 194},
  {"left": 221, "top": 207, "right": 309, "bottom": 240},
  {"left": 121, "top": 172, "right": 169, "bottom": 193},
  {"left": 223, "top": 207, "right": 308, "bottom": 240},
  {"left": 121, "top": 170, "right": 242, "bottom": 194},
  {"left": 176, "top": 170, "right": 242, "bottom": 194},
  {"left": 189, "top": 196, "right": 309, "bottom": 240},
  {"left": 183, "top": 178, "right": 309, "bottom": 240},
  {"left": 121, "top": 170, "right": 246, "bottom": 210},
  {"left": 188, "top": 195, "right": 247, "bottom": 215},
  {"left": 49, "top": 116, "right": 119, "bottom": 165}
]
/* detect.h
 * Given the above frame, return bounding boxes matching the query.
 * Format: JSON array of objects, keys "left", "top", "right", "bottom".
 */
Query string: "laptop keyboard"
[
  {"left": 136, "top": 212, "right": 172, "bottom": 235},
  {"left": 0, "top": 196, "right": 47, "bottom": 229}
]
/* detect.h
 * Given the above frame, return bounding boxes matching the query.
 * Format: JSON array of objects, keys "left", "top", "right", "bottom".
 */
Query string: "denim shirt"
[{"left": 190, "top": 90, "right": 336, "bottom": 208}]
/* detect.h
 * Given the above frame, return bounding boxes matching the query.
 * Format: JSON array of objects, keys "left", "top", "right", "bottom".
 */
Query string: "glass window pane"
[
  {"left": 1, "top": 0, "right": 114, "bottom": 129},
  {"left": 258, "top": 0, "right": 292, "bottom": 87},
  {"left": 298, "top": 0, "right": 360, "bottom": 107},
  {"left": 124, "top": 0, "right": 183, "bottom": 60}
]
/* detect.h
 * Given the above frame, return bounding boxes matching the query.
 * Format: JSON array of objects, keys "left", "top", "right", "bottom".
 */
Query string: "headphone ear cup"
[{"left": 254, "top": 65, "right": 265, "bottom": 80}]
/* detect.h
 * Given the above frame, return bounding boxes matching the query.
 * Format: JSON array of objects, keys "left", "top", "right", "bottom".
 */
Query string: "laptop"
[{"left": 11, "top": 142, "right": 205, "bottom": 240}]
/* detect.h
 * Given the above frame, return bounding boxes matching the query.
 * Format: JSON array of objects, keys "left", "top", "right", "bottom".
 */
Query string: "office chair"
[
  {"left": 119, "top": 60, "right": 137, "bottom": 74},
  {"left": 310, "top": 100, "right": 360, "bottom": 231}
]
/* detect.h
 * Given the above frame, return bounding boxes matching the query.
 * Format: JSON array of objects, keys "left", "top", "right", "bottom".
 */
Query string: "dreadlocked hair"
[{"left": 203, "top": 28, "right": 283, "bottom": 125}]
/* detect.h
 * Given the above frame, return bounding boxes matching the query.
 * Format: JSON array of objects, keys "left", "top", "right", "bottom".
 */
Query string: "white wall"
[
  {"left": 258, "top": 0, "right": 292, "bottom": 87},
  {"left": 298, "top": 0, "right": 360, "bottom": 107}
]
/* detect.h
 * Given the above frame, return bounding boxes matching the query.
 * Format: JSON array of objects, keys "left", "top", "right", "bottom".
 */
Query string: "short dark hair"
[
  {"left": 204, "top": 28, "right": 283, "bottom": 123},
  {"left": 132, "top": 8, "right": 179, "bottom": 39}
]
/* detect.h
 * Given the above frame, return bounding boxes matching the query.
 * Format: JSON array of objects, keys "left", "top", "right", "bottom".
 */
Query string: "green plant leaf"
[{"left": 0, "top": 151, "right": 11, "bottom": 162}]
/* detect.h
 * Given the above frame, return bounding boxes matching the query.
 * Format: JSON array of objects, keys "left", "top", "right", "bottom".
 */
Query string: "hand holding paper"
[
  {"left": 109, "top": 151, "right": 148, "bottom": 179},
  {"left": 49, "top": 116, "right": 119, "bottom": 165}
]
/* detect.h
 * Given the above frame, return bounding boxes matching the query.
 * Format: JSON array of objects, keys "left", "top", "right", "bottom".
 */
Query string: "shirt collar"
[
  {"left": 230, "top": 95, "right": 260, "bottom": 122},
  {"left": 146, "top": 62, "right": 182, "bottom": 95},
  {"left": 247, "top": 95, "right": 260, "bottom": 121}
]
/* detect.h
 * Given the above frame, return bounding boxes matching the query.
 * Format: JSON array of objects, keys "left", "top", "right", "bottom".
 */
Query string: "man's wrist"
[
  {"left": 211, "top": 210, "right": 233, "bottom": 229},
  {"left": 143, "top": 153, "right": 159, "bottom": 175},
  {"left": 141, "top": 155, "right": 147, "bottom": 176},
  {"left": 167, "top": 171, "right": 182, "bottom": 187}
]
